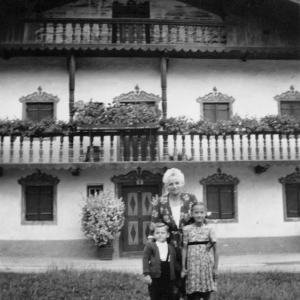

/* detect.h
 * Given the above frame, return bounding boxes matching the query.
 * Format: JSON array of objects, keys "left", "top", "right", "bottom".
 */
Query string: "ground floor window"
[
  {"left": 18, "top": 171, "right": 59, "bottom": 225},
  {"left": 285, "top": 183, "right": 300, "bottom": 218},
  {"left": 200, "top": 168, "right": 239, "bottom": 222},
  {"left": 26, "top": 186, "right": 54, "bottom": 221},
  {"left": 279, "top": 167, "right": 300, "bottom": 221},
  {"left": 206, "top": 184, "right": 234, "bottom": 219},
  {"left": 87, "top": 184, "right": 103, "bottom": 196}
]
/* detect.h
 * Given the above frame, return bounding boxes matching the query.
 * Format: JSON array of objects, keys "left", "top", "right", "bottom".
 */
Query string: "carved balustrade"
[
  {"left": 22, "top": 18, "right": 226, "bottom": 46},
  {"left": 0, "top": 131, "right": 299, "bottom": 164}
]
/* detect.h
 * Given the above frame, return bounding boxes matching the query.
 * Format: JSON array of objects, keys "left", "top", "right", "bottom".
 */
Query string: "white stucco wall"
[
  {"left": 0, "top": 165, "right": 300, "bottom": 240},
  {"left": 1, "top": 57, "right": 299, "bottom": 121}
]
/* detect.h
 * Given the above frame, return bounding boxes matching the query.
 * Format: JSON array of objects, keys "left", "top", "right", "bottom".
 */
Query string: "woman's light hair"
[{"left": 163, "top": 168, "right": 185, "bottom": 185}]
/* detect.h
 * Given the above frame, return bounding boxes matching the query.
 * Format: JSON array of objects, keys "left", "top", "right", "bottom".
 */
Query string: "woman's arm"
[{"left": 181, "top": 243, "right": 188, "bottom": 278}]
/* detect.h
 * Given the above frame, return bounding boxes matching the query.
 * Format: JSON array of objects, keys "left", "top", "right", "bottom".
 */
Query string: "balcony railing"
[
  {"left": 20, "top": 18, "right": 226, "bottom": 47},
  {"left": 0, "top": 131, "right": 299, "bottom": 164}
]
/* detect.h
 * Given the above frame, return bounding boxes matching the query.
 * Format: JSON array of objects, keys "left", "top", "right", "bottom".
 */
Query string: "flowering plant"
[
  {"left": 74, "top": 100, "right": 162, "bottom": 125},
  {"left": 0, "top": 117, "right": 70, "bottom": 136},
  {"left": 81, "top": 191, "right": 125, "bottom": 247}
]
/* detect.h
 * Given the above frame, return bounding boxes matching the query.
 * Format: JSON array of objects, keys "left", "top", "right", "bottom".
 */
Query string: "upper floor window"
[
  {"left": 19, "top": 86, "right": 60, "bottom": 121},
  {"left": 274, "top": 85, "right": 300, "bottom": 118},
  {"left": 203, "top": 103, "right": 230, "bottom": 123},
  {"left": 27, "top": 103, "right": 54, "bottom": 122},
  {"left": 196, "top": 87, "right": 235, "bottom": 122},
  {"left": 200, "top": 168, "right": 239, "bottom": 222},
  {"left": 279, "top": 167, "right": 300, "bottom": 221},
  {"left": 18, "top": 170, "right": 60, "bottom": 225}
]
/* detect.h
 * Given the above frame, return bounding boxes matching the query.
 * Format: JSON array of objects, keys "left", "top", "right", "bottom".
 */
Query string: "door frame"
[{"left": 111, "top": 167, "right": 163, "bottom": 257}]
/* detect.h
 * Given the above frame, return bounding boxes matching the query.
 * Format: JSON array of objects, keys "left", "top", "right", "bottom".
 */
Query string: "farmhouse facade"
[{"left": 0, "top": 0, "right": 300, "bottom": 258}]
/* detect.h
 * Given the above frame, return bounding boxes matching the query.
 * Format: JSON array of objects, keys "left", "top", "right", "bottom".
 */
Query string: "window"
[
  {"left": 274, "top": 86, "right": 300, "bottom": 118},
  {"left": 280, "top": 102, "right": 300, "bottom": 119},
  {"left": 19, "top": 86, "right": 59, "bottom": 121},
  {"left": 196, "top": 87, "right": 235, "bottom": 123},
  {"left": 279, "top": 167, "right": 300, "bottom": 221},
  {"left": 200, "top": 168, "right": 239, "bottom": 222},
  {"left": 206, "top": 185, "right": 234, "bottom": 219},
  {"left": 27, "top": 103, "right": 54, "bottom": 122},
  {"left": 25, "top": 186, "right": 53, "bottom": 221},
  {"left": 203, "top": 103, "right": 229, "bottom": 122},
  {"left": 18, "top": 171, "right": 59, "bottom": 225},
  {"left": 87, "top": 184, "right": 103, "bottom": 196},
  {"left": 285, "top": 183, "right": 300, "bottom": 218}
]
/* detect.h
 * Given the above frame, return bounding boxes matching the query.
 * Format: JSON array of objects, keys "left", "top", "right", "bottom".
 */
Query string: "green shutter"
[
  {"left": 26, "top": 186, "right": 40, "bottom": 221},
  {"left": 203, "top": 104, "right": 216, "bottom": 123},
  {"left": 207, "top": 185, "right": 220, "bottom": 219},
  {"left": 40, "top": 186, "right": 54, "bottom": 221},
  {"left": 216, "top": 104, "right": 229, "bottom": 121},
  {"left": 220, "top": 185, "right": 234, "bottom": 219},
  {"left": 286, "top": 183, "right": 299, "bottom": 218}
]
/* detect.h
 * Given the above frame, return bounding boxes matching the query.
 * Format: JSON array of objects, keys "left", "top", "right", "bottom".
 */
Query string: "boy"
[{"left": 143, "top": 223, "right": 180, "bottom": 300}]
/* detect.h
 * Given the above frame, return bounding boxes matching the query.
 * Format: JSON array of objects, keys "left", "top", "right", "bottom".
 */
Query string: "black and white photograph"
[{"left": 0, "top": 0, "right": 300, "bottom": 299}]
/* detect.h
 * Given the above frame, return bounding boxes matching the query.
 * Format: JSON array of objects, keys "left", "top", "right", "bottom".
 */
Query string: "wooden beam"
[
  {"left": 68, "top": 53, "right": 76, "bottom": 124},
  {"left": 160, "top": 56, "right": 168, "bottom": 119}
]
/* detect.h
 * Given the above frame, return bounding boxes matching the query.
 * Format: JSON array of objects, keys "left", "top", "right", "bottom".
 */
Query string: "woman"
[{"left": 149, "top": 168, "right": 198, "bottom": 299}]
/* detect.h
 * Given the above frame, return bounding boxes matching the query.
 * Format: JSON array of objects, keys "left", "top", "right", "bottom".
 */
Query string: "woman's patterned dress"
[
  {"left": 150, "top": 193, "right": 198, "bottom": 251},
  {"left": 183, "top": 223, "right": 217, "bottom": 295}
]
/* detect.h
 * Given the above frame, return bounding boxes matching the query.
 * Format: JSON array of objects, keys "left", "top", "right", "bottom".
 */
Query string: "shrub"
[{"left": 81, "top": 191, "right": 125, "bottom": 247}]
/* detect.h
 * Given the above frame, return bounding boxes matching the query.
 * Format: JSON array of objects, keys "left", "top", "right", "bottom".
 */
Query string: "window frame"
[
  {"left": 18, "top": 171, "right": 59, "bottom": 225},
  {"left": 196, "top": 88, "right": 235, "bottom": 122},
  {"left": 200, "top": 168, "right": 239, "bottom": 223},
  {"left": 19, "top": 87, "right": 59, "bottom": 121},
  {"left": 87, "top": 184, "right": 104, "bottom": 197},
  {"left": 279, "top": 167, "right": 300, "bottom": 222}
]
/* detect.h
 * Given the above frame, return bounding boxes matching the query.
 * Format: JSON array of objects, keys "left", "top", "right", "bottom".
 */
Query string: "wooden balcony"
[
  {"left": 1, "top": 131, "right": 299, "bottom": 165},
  {"left": 3, "top": 18, "right": 226, "bottom": 49}
]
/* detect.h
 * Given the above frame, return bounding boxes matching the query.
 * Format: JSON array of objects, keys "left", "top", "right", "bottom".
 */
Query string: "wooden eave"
[{"left": 1, "top": 44, "right": 300, "bottom": 60}]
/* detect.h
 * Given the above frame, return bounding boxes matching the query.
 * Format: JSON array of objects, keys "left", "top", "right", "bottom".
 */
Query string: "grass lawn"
[{"left": 0, "top": 270, "right": 300, "bottom": 300}]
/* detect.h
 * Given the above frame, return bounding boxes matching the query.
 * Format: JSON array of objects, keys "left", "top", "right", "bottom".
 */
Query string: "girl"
[{"left": 181, "top": 202, "right": 218, "bottom": 300}]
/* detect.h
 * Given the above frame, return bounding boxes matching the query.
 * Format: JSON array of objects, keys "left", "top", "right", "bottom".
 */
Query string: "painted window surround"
[
  {"left": 200, "top": 168, "right": 239, "bottom": 223},
  {"left": 279, "top": 167, "right": 300, "bottom": 222},
  {"left": 196, "top": 87, "right": 235, "bottom": 122},
  {"left": 19, "top": 86, "right": 60, "bottom": 121},
  {"left": 18, "top": 171, "right": 60, "bottom": 225},
  {"left": 274, "top": 85, "right": 300, "bottom": 117}
]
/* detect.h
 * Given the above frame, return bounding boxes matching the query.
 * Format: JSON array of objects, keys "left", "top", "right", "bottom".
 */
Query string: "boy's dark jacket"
[{"left": 143, "top": 241, "right": 181, "bottom": 280}]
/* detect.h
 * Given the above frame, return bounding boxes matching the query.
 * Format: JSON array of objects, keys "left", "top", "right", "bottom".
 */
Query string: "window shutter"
[
  {"left": 203, "top": 104, "right": 216, "bottom": 123},
  {"left": 26, "top": 186, "right": 40, "bottom": 221},
  {"left": 39, "top": 103, "right": 54, "bottom": 120},
  {"left": 207, "top": 185, "right": 220, "bottom": 219},
  {"left": 26, "top": 103, "right": 54, "bottom": 122},
  {"left": 26, "top": 104, "right": 40, "bottom": 122},
  {"left": 216, "top": 103, "right": 229, "bottom": 121},
  {"left": 40, "top": 186, "right": 54, "bottom": 221},
  {"left": 286, "top": 183, "right": 299, "bottom": 218},
  {"left": 293, "top": 103, "right": 300, "bottom": 119},
  {"left": 220, "top": 185, "right": 234, "bottom": 219}
]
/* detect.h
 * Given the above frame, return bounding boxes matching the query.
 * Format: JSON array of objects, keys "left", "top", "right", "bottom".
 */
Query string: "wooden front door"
[{"left": 122, "top": 185, "right": 158, "bottom": 253}]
